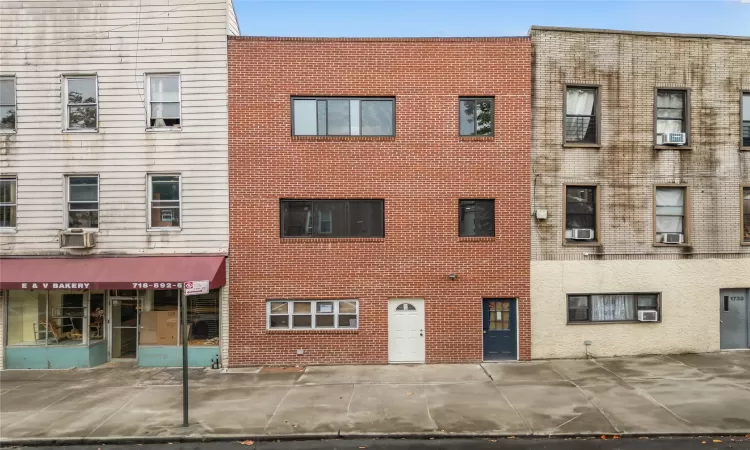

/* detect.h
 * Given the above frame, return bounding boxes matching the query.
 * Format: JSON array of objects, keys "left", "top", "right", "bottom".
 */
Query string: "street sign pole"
[{"left": 181, "top": 280, "right": 209, "bottom": 428}]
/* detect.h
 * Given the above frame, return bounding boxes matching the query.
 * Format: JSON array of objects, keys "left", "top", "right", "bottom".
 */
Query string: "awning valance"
[{"left": 0, "top": 256, "right": 226, "bottom": 291}]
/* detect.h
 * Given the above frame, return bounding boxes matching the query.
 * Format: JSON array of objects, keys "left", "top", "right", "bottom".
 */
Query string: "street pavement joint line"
[
  {"left": 548, "top": 361, "right": 621, "bottom": 434},
  {"left": 551, "top": 413, "right": 583, "bottom": 433},
  {"left": 590, "top": 358, "right": 693, "bottom": 427},
  {"left": 4, "top": 388, "right": 77, "bottom": 430},
  {"left": 263, "top": 384, "right": 294, "bottom": 433},
  {"left": 86, "top": 387, "right": 146, "bottom": 437},
  {"left": 479, "top": 363, "right": 495, "bottom": 381},
  {"left": 490, "top": 383, "right": 532, "bottom": 434},
  {"left": 663, "top": 354, "right": 750, "bottom": 393}
]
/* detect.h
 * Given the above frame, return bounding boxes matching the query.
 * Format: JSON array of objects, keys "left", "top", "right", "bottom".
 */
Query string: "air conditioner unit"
[
  {"left": 638, "top": 310, "right": 659, "bottom": 322},
  {"left": 662, "top": 232, "right": 683, "bottom": 244},
  {"left": 658, "top": 133, "right": 687, "bottom": 145},
  {"left": 570, "top": 228, "right": 595, "bottom": 240},
  {"left": 60, "top": 229, "right": 96, "bottom": 249}
]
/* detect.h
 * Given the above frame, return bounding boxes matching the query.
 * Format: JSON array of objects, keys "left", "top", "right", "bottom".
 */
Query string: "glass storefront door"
[{"left": 110, "top": 297, "right": 139, "bottom": 359}]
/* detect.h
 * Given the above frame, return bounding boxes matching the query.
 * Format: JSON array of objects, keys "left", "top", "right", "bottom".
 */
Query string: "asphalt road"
[{"left": 9, "top": 437, "right": 750, "bottom": 450}]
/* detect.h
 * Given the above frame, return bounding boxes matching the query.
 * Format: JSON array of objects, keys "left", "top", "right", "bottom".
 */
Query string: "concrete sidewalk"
[{"left": 1, "top": 352, "right": 750, "bottom": 443}]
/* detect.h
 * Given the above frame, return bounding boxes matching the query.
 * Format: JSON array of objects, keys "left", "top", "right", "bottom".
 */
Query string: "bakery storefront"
[{"left": 0, "top": 256, "right": 225, "bottom": 370}]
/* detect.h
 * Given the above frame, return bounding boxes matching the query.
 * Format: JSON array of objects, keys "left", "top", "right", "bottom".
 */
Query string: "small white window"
[
  {"left": 0, "top": 176, "right": 17, "bottom": 229},
  {"left": 147, "top": 74, "right": 181, "bottom": 129},
  {"left": 64, "top": 76, "right": 98, "bottom": 131},
  {"left": 67, "top": 175, "right": 99, "bottom": 229},
  {"left": 148, "top": 174, "right": 181, "bottom": 229},
  {"left": 0, "top": 76, "right": 16, "bottom": 132},
  {"left": 267, "top": 300, "right": 359, "bottom": 329}
]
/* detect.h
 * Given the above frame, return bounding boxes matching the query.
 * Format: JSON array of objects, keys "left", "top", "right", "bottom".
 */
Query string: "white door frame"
[{"left": 388, "top": 298, "right": 425, "bottom": 364}]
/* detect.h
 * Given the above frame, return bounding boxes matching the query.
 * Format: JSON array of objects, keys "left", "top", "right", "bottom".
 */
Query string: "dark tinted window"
[
  {"left": 281, "top": 200, "right": 384, "bottom": 238},
  {"left": 565, "top": 186, "right": 596, "bottom": 242},
  {"left": 459, "top": 199, "right": 495, "bottom": 237}
]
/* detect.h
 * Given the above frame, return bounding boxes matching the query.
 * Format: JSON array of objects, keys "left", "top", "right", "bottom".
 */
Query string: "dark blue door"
[{"left": 483, "top": 299, "right": 517, "bottom": 360}]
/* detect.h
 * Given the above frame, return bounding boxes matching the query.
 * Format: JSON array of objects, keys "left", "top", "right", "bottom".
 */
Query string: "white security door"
[{"left": 388, "top": 298, "right": 425, "bottom": 363}]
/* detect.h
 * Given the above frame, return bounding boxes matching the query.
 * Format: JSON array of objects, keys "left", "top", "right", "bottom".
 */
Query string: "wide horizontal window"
[
  {"left": 268, "top": 300, "right": 358, "bottom": 329},
  {"left": 281, "top": 199, "right": 384, "bottom": 238},
  {"left": 292, "top": 97, "right": 395, "bottom": 136},
  {"left": 568, "top": 294, "right": 660, "bottom": 323}
]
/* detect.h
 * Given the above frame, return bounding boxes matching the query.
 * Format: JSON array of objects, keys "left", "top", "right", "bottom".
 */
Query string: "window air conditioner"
[
  {"left": 60, "top": 229, "right": 96, "bottom": 249},
  {"left": 658, "top": 133, "right": 687, "bottom": 145},
  {"left": 638, "top": 310, "right": 659, "bottom": 322},
  {"left": 662, "top": 233, "right": 683, "bottom": 244},
  {"left": 570, "top": 228, "right": 595, "bottom": 240}
]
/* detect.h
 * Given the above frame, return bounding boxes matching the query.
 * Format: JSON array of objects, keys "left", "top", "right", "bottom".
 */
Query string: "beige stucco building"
[{"left": 529, "top": 27, "right": 750, "bottom": 359}]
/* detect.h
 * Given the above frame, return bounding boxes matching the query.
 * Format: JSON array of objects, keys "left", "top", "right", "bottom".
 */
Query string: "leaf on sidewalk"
[
  {"left": 407, "top": 392, "right": 413, "bottom": 396},
  {"left": 712, "top": 440, "right": 723, "bottom": 443},
  {"left": 701, "top": 441, "right": 706, "bottom": 444},
  {"left": 601, "top": 435, "right": 608, "bottom": 440},
  {"left": 613, "top": 436, "right": 621, "bottom": 440},
  {"left": 240, "top": 440, "right": 255, "bottom": 446}
]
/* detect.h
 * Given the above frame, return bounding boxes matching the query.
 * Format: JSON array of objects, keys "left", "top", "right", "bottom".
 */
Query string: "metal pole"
[{"left": 181, "top": 288, "right": 189, "bottom": 427}]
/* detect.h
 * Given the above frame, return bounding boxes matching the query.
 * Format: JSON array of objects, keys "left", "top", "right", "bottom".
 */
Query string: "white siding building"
[{"left": 0, "top": 0, "right": 239, "bottom": 369}]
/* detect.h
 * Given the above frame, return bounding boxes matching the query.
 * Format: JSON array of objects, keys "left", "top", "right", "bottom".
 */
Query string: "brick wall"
[{"left": 228, "top": 37, "right": 531, "bottom": 365}]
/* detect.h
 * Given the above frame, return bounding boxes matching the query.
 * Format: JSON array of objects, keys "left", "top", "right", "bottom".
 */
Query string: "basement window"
[{"left": 267, "top": 300, "right": 358, "bottom": 329}]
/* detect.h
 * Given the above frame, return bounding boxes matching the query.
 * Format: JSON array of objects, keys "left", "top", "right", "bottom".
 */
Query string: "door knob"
[{"left": 420, "top": 329, "right": 423, "bottom": 337}]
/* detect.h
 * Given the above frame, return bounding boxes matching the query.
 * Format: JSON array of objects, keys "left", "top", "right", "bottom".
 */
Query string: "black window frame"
[
  {"left": 563, "top": 85, "right": 600, "bottom": 145},
  {"left": 458, "top": 199, "right": 495, "bottom": 237},
  {"left": 564, "top": 185, "right": 598, "bottom": 244},
  {"left": 291, "top": 97, "right": 396, "bottom": 137},
  {"left": 567, "top": 293, "right": 661, "bottom": 324},
  {"left": 742, "top": 91, "right": 750, "bottom": 149},
  {"left": 280, "top": 199, "right": 385, "bottom": 238},
  {"left": 654, "top": 88, "right": 689, "bottom": 145},
  {"left": 458, "top": 97, "right": 495, "bottom": 137}
]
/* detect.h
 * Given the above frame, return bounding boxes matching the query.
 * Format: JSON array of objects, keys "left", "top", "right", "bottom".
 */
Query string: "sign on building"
[{"left": 184, "top": 280, "right": 210, "bottom": 296}]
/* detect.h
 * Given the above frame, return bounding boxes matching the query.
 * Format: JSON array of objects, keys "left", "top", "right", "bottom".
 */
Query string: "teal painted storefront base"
[
  {"left": 5, "top": 341, "right": 108, "bottom": 369},
  {"left": 137, "top": 346, "right": 219, "bottom": 368}
]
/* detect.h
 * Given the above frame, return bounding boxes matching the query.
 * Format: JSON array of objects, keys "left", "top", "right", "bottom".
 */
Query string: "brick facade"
[{"left": 228, "top": 37, "right": 531, "bottom": 366}]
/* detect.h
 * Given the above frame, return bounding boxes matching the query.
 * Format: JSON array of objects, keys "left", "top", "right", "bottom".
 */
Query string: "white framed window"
[
  {"left": 64, "top": 76, "right": 98, "bottom": 131},
  {"left": 66, "top": 175, "right": 99, "bottom": 229},
  {"left": 148, "top": 174, "right": 181, "bottom": 229},
  {"left": 267, "top": 300, "right": 359, "bottom": 329},
  {"left": 1, "top": 76, "right": 16, "bottom": 132},
  {"left": 0, "top": 175, "right": 17, "bottom": 229},
  {"left": 147, "top": 74, "right": 181, "bottom": 129}
]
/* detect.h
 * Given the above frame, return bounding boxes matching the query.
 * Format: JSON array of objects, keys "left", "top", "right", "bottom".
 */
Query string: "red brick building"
[{"left": 228, "top": 36, "right": 531, "bottom": 366}]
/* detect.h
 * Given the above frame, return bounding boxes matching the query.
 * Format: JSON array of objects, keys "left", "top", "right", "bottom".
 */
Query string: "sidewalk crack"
[
  {"left": 479, "top": 363, "right": 495, "bottom": 381},
  {"left": 491, "top": 383, "right": 531, "bottom": 434}
]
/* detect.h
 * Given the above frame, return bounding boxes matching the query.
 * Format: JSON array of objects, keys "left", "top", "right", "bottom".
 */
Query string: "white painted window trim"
[
  {"left": 65, "top": 174, "right": 100, "bottom": 231},
  {"left": 0, "top": 75, "right": 17, "bottom": 133},
  {"left": 145, "top": 73, "right": 182, "bottom": 131},
  {"left": 0, "top": 175, "right": 18, "bottom": 232},
  {"left": 267, "top": 300, "right": 359, "bottom": 330},
  {"left": 62, "top": 75, "right": 98, "bottom": 133},
  {"left": 147, "top": 173, "right": 182, "bottom": 231}
]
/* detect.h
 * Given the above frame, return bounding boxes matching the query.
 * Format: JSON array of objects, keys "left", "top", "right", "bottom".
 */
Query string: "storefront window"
[
  {"left": 90, "top": 293, "right": 105, "bottom": 341},
  {"left": 48, "top": 292, "right": 85, "bottom": 343},
  {"left": 187, "top": 289, "right": 220, "bottom": 346},
  {"left": 7, "top": 291, "right": 48, "bottom": 345},
  {"left": 140, "top": 289, "right": 179, "bottom": 346}
]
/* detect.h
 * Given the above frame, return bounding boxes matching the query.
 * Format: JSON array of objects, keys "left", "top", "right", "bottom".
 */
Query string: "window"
[
  {"left": 458, "top": 199, "right": 495, "bottom": 237},
  {"left": 187, "top": 289, "right": 220, "bottom": 346},
  {"left": 267, "top": 300, "right": 358, "bottom": 329},
  {"left": 64, "top": 76, "right": 97, "bottom": 130},
  {"left": 149, "top": 175, "right": 181, "bottom": 229},
  {"left": 742, "top": 92, "right": 749, "bottom": 148},
  {"left": 148, "top": 74, "right": 181, "bottom": 128},
  {"left": 292, "top": 97, "right": 395, "bottom": 136},
  {"left": 742, "top": 187, "right": 750, "bottom": 244},
  {"left": 459, "top": 97, "right": 494, "bottom": 136},
  {"left": 568, "top": 294, "right": 660, "bottom": 323},
  {"left": 656, "top": 89, "right": 688, "bottom": 143},
  {"left": 655, "top": 186, "right": 687, "bottom": 244},
  {"left": 0, "top": 76, "right": 16, "bottom": 131},
  {"left": 564, "top": 186, "right": 597, "bottom": 243},
  {"left": 281, "top": 199, "right": 384, "bottom": 238},
  {"left": 0, "top": 176, "right": 17, "bottom": 229},
  {"left": 67, "top": 176, "right": 98, "bottom": 228},
  {"left": 565, "top": 86, "right": 598, "bottom": 144}
]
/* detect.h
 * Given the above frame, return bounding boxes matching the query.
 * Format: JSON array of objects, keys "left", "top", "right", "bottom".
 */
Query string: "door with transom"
[
  {"left": 483, "top": 298, "right": 517, "bottom": 361},
  {"left": 388, "top": 299, "right": 425, "bottom": 363}
]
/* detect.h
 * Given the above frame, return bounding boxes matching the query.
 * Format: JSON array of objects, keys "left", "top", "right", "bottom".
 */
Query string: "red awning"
[{"left": 0, "top": 256, "right": 226, "bottom": 291}]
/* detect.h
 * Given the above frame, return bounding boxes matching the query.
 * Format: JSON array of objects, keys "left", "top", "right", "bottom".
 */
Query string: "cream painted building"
[
  {"left": 0, "top": 0, "right": 239, "bottom": 369},
  {"left": 529, "top": 27, "right": 750, "bottom": 359}
]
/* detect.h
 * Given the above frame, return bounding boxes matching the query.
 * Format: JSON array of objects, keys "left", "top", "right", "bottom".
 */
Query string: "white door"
[{"left": 388, "top": 298, "right": 425, "bottom": 363}]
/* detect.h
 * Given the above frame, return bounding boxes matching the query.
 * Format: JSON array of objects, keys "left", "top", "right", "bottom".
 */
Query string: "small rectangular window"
[
  {"left": 459, "top": 199, "right": 495, "bottom": 237},
  {"left": 0, "top": 176, "right": 17, "bottom": 228},
  {"left": 656, "top": 89, "right": 688, "bottom": 143},
  {"left": 0, "top": 76, "right": 16, "bottom": 131},
  {"left": 149, "top": 174, "right": 181, "bottom": 229},
  {"left": 459, "top": 97, "right": 494, "bottom": 136},
  {"left": 743, "top": 187, "right": 750, "bottom": 244},
  {"left": 742, "top": 92, "right": 750, "bottom": 148},
  {"left": 267, "top": 300, "right": 359, "bottom": 329},
  {"left": 655, "top": 186, "right": 687, "bottom": 244},
  {"left": 280, "top": 199, "right": 384, "bottom": 238},
  {"left": 67, "top": 175, "right": 98, "bottom": 229},
  {"left": 565, "top": 86, "right": 598, "bottom": 144},
  {"left": 64, "top": 76, "right": 97, "bottom": 130},
  {"left": 291, "top": 97, "right": 394, "bottom": 136},
  {"left": 568, "top": 294, "right": 660, "bottom": 323},
  {"left": 564, "top": 186, "right": 597, "bottom": 243},
  {"left": 148, "top": 74, "right": 181, "bottom": 128}
]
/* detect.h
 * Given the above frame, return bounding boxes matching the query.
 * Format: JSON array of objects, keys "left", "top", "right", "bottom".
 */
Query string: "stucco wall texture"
[{"left": 531, "top": 259, "right": 750, "bottom": 359}]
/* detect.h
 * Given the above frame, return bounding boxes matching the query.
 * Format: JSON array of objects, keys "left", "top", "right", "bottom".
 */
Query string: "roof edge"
[
  {"left": 529, "top": 26, "right": 750, "bottom": 41},
  {"left": 228, "top": 36, "right": 530, "bottom": 42}
]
